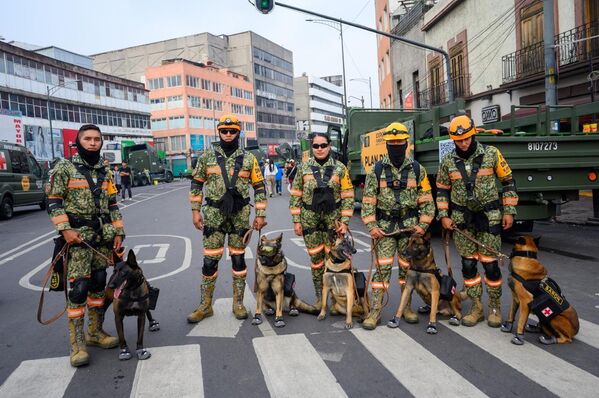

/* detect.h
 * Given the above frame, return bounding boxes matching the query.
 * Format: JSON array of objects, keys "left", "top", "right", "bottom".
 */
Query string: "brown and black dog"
[
  {"left": 105, "top": 250, "right": 153, "bottom": 360},
  {"left": 318, "top": 233, "right": 368, "bottom": 329},
  {"left": 501, "top": 235, "right": 579, "bottom": 345},
  {"left": 388, "top": 232, "right": 463, "bottom": 334},
  {"left": 252, "top": 234, "right": 318, "bottom": 328}
]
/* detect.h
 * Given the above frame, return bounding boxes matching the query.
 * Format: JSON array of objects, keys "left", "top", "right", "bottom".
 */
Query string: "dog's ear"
[
  {"left": 276, "top": 233, "right": 283, "bottom": 243},
  {"left": 126, "top": 249, "right": 139, "bottom": 268},
  {"left": 533, "top": 235, "right": 541, "bottom": 248},
  {"left": 516, "top": 236, "right": 527, "bottom": 246}
]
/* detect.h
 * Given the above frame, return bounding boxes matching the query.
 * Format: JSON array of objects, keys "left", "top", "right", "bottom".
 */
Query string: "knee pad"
[
  {"left": 461, "top": 257, "right": 478, "bottom": 279},
  {"left": 231, "top": 255, "right": 246, "bottom": 272},
  {"left": 68, "top": 278, "right": 89, "bottom": 304},
  {"left": 89, "top": 269, "right": 107, "bottom": 293},
  {"left": 482, "top": 261, "right": 501, "bottom": 281},
  {"left": 202, "top": 257, "right": 219, "bottom": 276}
]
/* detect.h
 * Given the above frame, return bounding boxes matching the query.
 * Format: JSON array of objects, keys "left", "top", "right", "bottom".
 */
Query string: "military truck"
[
  {"left": 122, "top": 144, "right": 173, "bottom": 186},
  {"left": 320, "top": 99, "right": 599, "bottom": 229}
]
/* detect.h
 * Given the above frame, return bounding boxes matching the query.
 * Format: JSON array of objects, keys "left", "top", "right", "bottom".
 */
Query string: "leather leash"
[
  {"left": 442, "top": 229, "right": 454, "bottom": 278},
  {"left": 37, "top": 243, "right": 70, "bottom": 325},
  {"left": 451, "top": 226, "right": 509, "bottom": 265}
]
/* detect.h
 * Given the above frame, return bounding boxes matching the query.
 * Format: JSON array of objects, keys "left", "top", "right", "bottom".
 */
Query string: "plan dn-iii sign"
[{"left": 481, "top": 105, "right": 500, "bottom": 124}]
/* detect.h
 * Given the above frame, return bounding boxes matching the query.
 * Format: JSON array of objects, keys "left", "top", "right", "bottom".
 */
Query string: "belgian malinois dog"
[
  {"left": 388, "top": 233, "right": 463, "bottom": 334},
  {"left": 501, "top": 235, "right": 579, "bottom": 345},
  {"left": 318, "top": 233, "right": 368, "bottom": 329},
  {"left": 105, "top": 250, "right": 152, "bottom": 360},
  {"left": 252, "top": 234, "right": 318, "bottom": 328}
]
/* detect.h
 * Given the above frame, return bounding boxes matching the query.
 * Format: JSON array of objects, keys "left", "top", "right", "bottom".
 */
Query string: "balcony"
[
  {"left": 502, "top": 21, "right": 599, "bottom": 84},
  {"left": 418, "top": 74, "right": 471, "bottom": 108}
]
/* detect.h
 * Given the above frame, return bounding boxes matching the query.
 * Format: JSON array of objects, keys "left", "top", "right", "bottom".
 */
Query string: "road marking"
[
  {"left": 130, "top": 344, "right": 203, "bottom": 398},
  {"left": 253, "top": 333, "right": 347, "bottom": 398},
  {"left": 19, "top": 234, "right": 192, "bottom": 291},
  {"left": 442, "top": 320, "right": 599, "bottom": 397},
  {"left": 352, "top": 327, "right": 487, "bottom": 397},
  {"left": 187, "top": 298, "right": 243, "bottom": 338},
  {"left": 132, "top": 243, "right": 170, "bottom": 264},
  {"left": 0, "top": 186, "right": 187, "bottom": 267},
  {"left": 245, "top": 285, "right": 276, "bottom": 337},
  {"left": 0, "top": 356, "right": 75, "bottom": 398}
]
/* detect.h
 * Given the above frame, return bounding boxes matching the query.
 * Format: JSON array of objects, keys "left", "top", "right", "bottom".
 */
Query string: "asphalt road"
[{"left": 1, "top": 180, "right": 599, "bottom": 398}]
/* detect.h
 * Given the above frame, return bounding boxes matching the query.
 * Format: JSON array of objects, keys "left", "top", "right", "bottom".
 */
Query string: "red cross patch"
[
  {"left": 0, "top": 152, "right": 6, "bottom": 171},
  {"left": 542, "top": 307, "right": 553, "bottom": 317}
]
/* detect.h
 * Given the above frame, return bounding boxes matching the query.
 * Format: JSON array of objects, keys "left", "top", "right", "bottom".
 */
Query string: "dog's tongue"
[{"left": 114, "top": 281, "right": 127, "bottom": 299}]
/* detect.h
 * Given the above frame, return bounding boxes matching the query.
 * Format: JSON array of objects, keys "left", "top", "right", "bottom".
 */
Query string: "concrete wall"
[{"left": 390, "top": 20, "right": 426, "bottom": 108}]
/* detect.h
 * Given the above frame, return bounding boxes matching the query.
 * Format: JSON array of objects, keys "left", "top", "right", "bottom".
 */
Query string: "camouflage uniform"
[
  {"left": 47, "top": 153, "right": 124, "bottom": 365},
  {"left": 188, "top": 145, "right": 266, "bottom": 321},
  {"left": 361, "top": 157, "right": 435, "bottom": 327},
  {"left": 288, "top": 157, "right": 354, "bottom": 302},
  {"left": 436, "top": 143, "right": 518, "bottom": 326}
]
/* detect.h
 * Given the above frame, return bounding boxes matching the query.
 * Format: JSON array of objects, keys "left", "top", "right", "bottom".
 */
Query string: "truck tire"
[
  {"left": 141, "top": 177, "right": 148, "bottom": 186},
  {"left": 0, "top": 196, "right": 14, "bottom": 220},
  {"left": 165, "top": 171, "right": 173, "bottom": 183}
]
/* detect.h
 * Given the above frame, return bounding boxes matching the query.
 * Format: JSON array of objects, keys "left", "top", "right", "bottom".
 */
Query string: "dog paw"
[
  {"left": 387, "top": 316, "right": 400, "bottom": 328},
  {"left": 345, "top": 322, "right": 353, "bottom": 329},
  {"left": 119, "top": 349, "right": 132, "bottom": 361},
  {"left": 317, "top": 313, "right": 326, "bottom": 321},
  {"left": 426, "top": 322, "right": 438, "bottom": 334},
  {"left": 539, "top": 335, "right": 557, "bottom": 345},
  {"left": 264, "top": 308, "right": 275, "bottom": 316},
  {"left": 149, "top": 321, "right": 160, "bottom": 332},
  {"left": 274, "top": 317, "right": 286, "bottom": 328},
  {"left": 289, "top": 307, "right": 299, "bottom": 317},
  {"left": 136, "top": 349, "right": 151, "bottom": 360},
  {"left": 525, "top": 323, "right": 541, "bottom": 333},
  {"left": 449, "top": 316, "right": 460, "bottom": 326},
  {"left": 511, "top": 334, "right": 525, "bottom": 345},
  {"left": 251, "top": 315, "right": 263, "bottom": 326},
  {"left": 500, "top": 321, "right": 513, "bottom": 333}
]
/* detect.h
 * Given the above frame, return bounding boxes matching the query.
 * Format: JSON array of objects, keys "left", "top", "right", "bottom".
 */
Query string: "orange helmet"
[
  {"left": 217, "top": 114, "right": 241, "bottom": 131},
  {"left": 449, "top": 115, "right": 476, "bottom": 141}
]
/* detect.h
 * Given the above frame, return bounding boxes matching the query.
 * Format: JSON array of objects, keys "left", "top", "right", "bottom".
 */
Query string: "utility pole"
[{"left": 544, "top": 0, "right": 558, "bottom": 132}]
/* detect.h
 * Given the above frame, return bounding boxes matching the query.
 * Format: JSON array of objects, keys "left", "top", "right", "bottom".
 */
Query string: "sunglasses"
[
  {"left": 312, "top": 143, "right": 329, "bottom": 149},
  {"left": 220, "top": 129, "right": 238, "bottom": 135}
]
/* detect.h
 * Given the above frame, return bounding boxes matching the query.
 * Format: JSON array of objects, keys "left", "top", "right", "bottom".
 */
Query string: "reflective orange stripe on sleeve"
[
  {"left": 484, "top": 277, "right": 502, "bottom": 287},
  {"left": 464, "top": 275, "right": 482, "bottom": 286},
  {"left": 67, "top": 179, "right": 88, "bottom": 189},
  {"left": 87, "top": 297, "right": 104, "bottom": 307},
  {"left": 51, "top": 214, "right": 69, "bottom": 225},
  {"left": 449, "top": 171, "right": 462, "bottom": 181},
  {"left": 232, "top": 269, "right": 247, "bottom": 277},
  {"left": 362, "top": 215, "right": 376, "bottom": 224},
  {"left": 477, "top": 168, "right": 494, "bottom": 176},
  {"left": 419, "top": 215, "right": 433, "bottom": 224},
  {"left": 340, "top": 190, "right": 354, "bottom": 199},
  {"left": 238, "top": 170, "right": 251, "bottom": 178},
  {"left": 376, "top": 257, "right": 394, "bottom": 266},
  {"left": 417, "top": 194, "right": 433, "bottom": 203},
  {"left": 112, "top": 220, "right": 124, "bottom": 228},
  {"left": 255, "top": 202, "right": 267, "bottom": 210},
  {"left": 436, "top": 182, "right": 451, "bottom": 190},
  {"left": 47, "top": 195, "right": 63, "bottom": 199},
  {"left": 341, "top": 209, "right": 353, "bottom": 217},
  {"left": 194, "top": 176, "right": 206, "bottom": 183},
  {"left": 229, "top": 247, "right": 245, "bottom": 255},
  {"left": 437, "top": 202, "right": 449, "bottom": 210},
  {"left": 290, "top": 189, "right": 303, "bottom": 197},
  {"left": 189, "top": 195, "right": 203, "bottom": 202},
  {"left": 478, "top": 253, "right": 497, "bottom": 263},
  {"left": 67, "top": 307, "right": 85, "bottom": 318},
  {"left": 407, "top": 178, "right": 417, "bottom": 188},
  {"left": 307, "top": 244, "right": 325, "bottom": 255},
  {"left": 207, "top": 166, "right": 221, "bottom": 175},
  {"left": 290, "top": 207, "right": 301, "bottom": 215},
  {"left": 311, "top": 260, "right": 325, "bottom": 269},
  {"left": 371, "top": 281, "right": 389, "bottom": 290},
  {"left": 363, "top": 196, "right": 377, "bottom": 205},
  {"left": 397, "top": 256, "right": 410, "bottom": 268},
  {"left": 503, "top": 197, "right": 518, "bottom": 206}
]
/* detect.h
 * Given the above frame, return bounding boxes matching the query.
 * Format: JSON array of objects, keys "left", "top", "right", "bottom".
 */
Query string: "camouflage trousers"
[
  {"left": 66, "top": 227, "right": 114, "bottom": 314},
  {"left": 299, "top": 209, "right": 340, "bottom": 299},
  {"left": 371, "top": 232, "right": 410, "bottom": 293}
]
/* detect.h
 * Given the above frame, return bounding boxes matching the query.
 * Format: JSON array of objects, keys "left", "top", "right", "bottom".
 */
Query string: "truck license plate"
[{"left": 527, "top": 142, "right": 558, "bottom": 151}]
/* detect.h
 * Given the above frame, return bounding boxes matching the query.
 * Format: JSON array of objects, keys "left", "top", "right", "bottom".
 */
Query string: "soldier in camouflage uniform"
[
  {"left": 187, "top": 115, "right": 267, "bottom": 323},
  {"left": 360, "top": 123, "right": 436, "bottom": 330},
  {"left": 436, "top": 115, "right": 518, "bottom": 327},
  {"left": 289, "top": 133, "right": 354, "bottom": 307},
  {"left": 47, "top": 124, "right": 124, "bottom": 367}
]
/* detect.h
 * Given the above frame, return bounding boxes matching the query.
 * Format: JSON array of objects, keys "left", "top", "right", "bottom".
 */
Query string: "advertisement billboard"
[
  {"left": 0, "top": 110, "right": 24, "bottom": 145},
  {"left": 24, "top": 125, "right": 64, "bottom": 161}
]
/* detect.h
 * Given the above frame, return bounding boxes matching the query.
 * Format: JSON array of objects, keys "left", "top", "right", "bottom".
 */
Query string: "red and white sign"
[
  {"left": 404, "top": 91, "right": 414, "bottom": 110},
  {"left": 0, "top": 152, "right": 6, "bottom": 170},
  {"left": 542, "top": 307, "right": 553, "bottom": 317},
  {"left": 0, "top": 111, "right": 23, "bottom": 145},
  {"left": 267, "top": 144, "right": 278, "bottom": 157}
]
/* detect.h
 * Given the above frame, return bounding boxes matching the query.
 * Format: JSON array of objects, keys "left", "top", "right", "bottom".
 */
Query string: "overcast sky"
[{"left": 2, "top": 0, "right": 381, "bottom": 107}]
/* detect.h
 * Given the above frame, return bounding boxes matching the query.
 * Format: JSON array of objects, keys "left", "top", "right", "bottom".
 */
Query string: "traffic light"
[{"left": 255, "top": 0, "right": 274, "bottom": 14}]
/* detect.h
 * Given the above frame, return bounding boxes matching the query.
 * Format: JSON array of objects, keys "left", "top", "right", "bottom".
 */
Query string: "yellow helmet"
[
  {"left": 449, "top": 115, "right": 476, "bottom": 141},
  {"left": 382, "top": 122, "right": 410, "bottom": 141},
  {"left": 217, "top": 114, "right": 241, "bottom": 131}
]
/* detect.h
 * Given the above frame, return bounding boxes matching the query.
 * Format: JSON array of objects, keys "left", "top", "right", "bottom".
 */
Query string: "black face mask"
[
  {"left": 386, "top": 143, "right": 407, "bottom": 168},
  {"left": 75, "top": 135, "right": 102, "bottom": 166},
  {"left": 455, "top": 138, "right": 477, "bottom": 159},
  {"left": 220, "top": 136, "right": 240, "bottom": 157}
]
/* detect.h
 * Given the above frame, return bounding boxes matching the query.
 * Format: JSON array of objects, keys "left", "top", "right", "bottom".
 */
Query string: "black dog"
[{"left": 105, "top": 250, "right": 154, "bottom": 361}]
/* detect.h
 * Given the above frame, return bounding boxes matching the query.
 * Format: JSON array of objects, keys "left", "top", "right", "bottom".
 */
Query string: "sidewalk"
[{"left": 554, "top": 193, "right": 599, "bottom": 226}]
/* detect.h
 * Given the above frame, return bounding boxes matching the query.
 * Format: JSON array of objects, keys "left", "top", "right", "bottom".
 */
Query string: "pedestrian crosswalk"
[{"left": 2, "top": 315, "right": 599, "bottom": 398}]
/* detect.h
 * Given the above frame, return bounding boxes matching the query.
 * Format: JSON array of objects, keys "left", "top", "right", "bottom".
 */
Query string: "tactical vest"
[
  {"left": 304, "top": 165, "right": 338, "bottom": 213},
  {"left": 67, "top": 162, "right": 110, "bottom": 231},
  {"left": 205, "top": 151, "right": 250, "bottom": 214},
  {"left": 374, "top": 160, "right": 421, "bottom": 226}
]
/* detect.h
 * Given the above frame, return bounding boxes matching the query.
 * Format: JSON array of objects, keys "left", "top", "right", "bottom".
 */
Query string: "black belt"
[
  {"left": 451, "top": 200, "right": 500, "bottom": 214},
  {"left": 451, "top": 200, "right": 501, "bottom": 234},
  {"left": 376, "top": 208, "right": 418, "bottom": 222},
  {"left": 302, "top": 201, "right": 341, "bottom": 212},
  {"left": 67, "top": 214, "right": 110, "bottom": 230},
  {"left": 205, "top": 197, "right": 250, "bottom": 208}
]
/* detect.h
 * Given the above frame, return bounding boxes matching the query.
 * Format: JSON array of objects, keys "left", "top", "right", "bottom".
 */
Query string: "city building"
[
  {"left": 0, "top": 41, "right": 151, "bottom": 162},
  {"left": 321, "top": 74, "right": 343, "bottom": 88},
  {"left": 92, "top": 31, "right": 295, "bottom": 147},
  {"left": 146, "top": 58, "right": 256, "bottom": 173},
  {"left": 294, "top": 74, "right": 344, "bottom": 137},
  {"left": 375, "top": 0, "right": 395, "bottom": 108},
  {"left": 387, "top": 0, "right": 598, "bottom": 125}
]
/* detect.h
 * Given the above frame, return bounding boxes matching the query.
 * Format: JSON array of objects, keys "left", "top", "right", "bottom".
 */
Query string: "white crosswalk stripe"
[
  {"left": 442, "top": 320, "right": 599, "bottom": 397},
  {"left": 0, "top": 357, "right": 75, "bottom": 398},
  {"left": 186, "top": 298, "right": 242, "bottom": 338},
  {"left": 352, "top": 327, "right": 487, "bottom": 397},
  {"left": 253, "top": 333, "right": 347, "bottom": 398},
  {"left": 130, "top": 345, "right": 203, "bottom": 398}
]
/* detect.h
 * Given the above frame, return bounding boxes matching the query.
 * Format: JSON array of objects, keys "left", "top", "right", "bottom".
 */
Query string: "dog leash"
[
  {"left": 442, "top": 229, "right": 454, "bottom": 278},
  {"left": 451, "top": 226, "right": 509, "bottom": 263},
  {"left": 37, "top": 243, "right": 70, "bottom": 325}
]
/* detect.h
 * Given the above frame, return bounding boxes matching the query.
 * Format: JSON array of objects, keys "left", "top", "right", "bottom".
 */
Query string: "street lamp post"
[
  {"left": 348, "top": 95, "right": 365, "bottom": 108},
  {"left": 350, "top": 77, "right": 373, "bottom": 108},
  {"left": 306, "top": 19, "right": 348, "bottom": 122},
  {"left": 46, "top": 80, "right": 81, "bottom": 159}
]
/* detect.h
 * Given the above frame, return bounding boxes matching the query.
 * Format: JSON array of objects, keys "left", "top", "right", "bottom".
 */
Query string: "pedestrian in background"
[
  {"left": 263, "top": 159, "right": 278, "bottom": 197},
  {"left": 119, "top": 161, "right": 132, "bottom": 200},
  {"left": 113, "top": 165, "right": 122, "bottom": 195},
  {"left": 275, "top": 162, "right": 283, "bottom": 195}
]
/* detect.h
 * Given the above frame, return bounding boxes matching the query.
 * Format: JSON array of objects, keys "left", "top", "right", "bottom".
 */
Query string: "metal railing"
[
  {"left": 502, "top": 21, "right": 599, "bottom": 83},
  {"left": 418, "top": 74, "right": 470, "bottom": 108}
]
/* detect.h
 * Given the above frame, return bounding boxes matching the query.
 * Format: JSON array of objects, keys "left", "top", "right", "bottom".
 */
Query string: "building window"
[
  {"left": 450, "top": 43, "right": 468, "bottom": 97},
  {"left": 151, "top": 117, "right": 167, "bottom": 130},
  {"left": 231, "top": 87, "right": 244, "bottom": 98},
  {"left": 520, "top": 0, "right": 544, "bottom": 48},
  {"left": 169, "top": 135, "right": 186, "bottom": 152},
  {"left": 202, "top": 98, "right": 212, "bottom": 109},
  {"left": 429, "top": 59, "right": 442, "bottom": 105},
  {"left": 244, "top": 105, "right": 254, "bottom": 115},
  {"left": 214, "top": 100, "right": 223, "bottom": 111},
  {"left": 166, "top": 75, "right": 181, "bottom": 87},
  {"left": 244, "top": 90, "right": 253, "bottom": 100},
  {"left": 212, "top": 82, "right": 222, "bottom": 93},
  {"left": 385, "top": 51, "right": 391, "bottom": 75},
  {"left": 150, "top": 97, "right": 165, "bottom": 111},
  {"left": 187, "top": 75, "right": 199, "bottom": 88},
  {"left": 188, "top": 95, "right": 201, "bottom": 108},
  {"left": 253, "top": 47, "right": 293, "bottom": 72},
  {"left": 201, "top": 79, "right": 211, "bottom": 90},
  {"left": 232, "top": 103, "right": 243, "bottom": 114},
  {"left": 167, "top": 95, "right": 183, "bottom": 109},
  {"left": 168, "top": 115, "right": 185, "bottom": 129},
  {"left": 412, "top": 70, "right": 420, "bottom": 108},
  {"left": 189, "top": 116, "right": 203, "bottom": 128},
  {"left": 396, "top": 80, "right": 403, "bottom": 108},
  {"left": 148, "top": 78, "right": 164, "bottom": 90}
]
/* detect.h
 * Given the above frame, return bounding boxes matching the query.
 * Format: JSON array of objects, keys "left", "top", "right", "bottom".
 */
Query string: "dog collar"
[{"left": 510, "top": 250, "right": 537, "bottom": 259}]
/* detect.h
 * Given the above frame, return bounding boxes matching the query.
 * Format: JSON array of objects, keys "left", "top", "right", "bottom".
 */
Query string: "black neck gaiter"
[
  {"left": 75, "top": 137, "right": 102, "bottom": 166},
  {"left": 456, "top": 139, "right": 478, "bottom": 159},
  {"left": 315, "top": 154, "right": 330, "bottom": 166},
  {"left": 386, "top": 143, "right": 407, "bottom": 168},
  {"left": 220, "top": 137, "right": 239, "bottom": 157}
]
